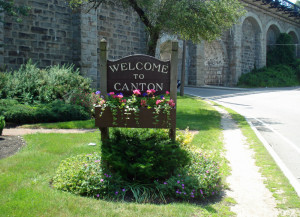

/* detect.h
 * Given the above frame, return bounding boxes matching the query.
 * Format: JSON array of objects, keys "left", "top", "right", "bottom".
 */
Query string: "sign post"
[
  {"left": 97, "top": 39, "right": 178, "bottom": 142},
  {"left": 99, "top": 39, "right": 109, "bottom": 145}
]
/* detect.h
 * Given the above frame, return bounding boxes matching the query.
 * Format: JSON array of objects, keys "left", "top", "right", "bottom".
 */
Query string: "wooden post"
[
  {"left": 99, "top": 39, "right": 109, "bottom": 144},
  {"left": 170, "top": 41, "right": 178, "bottom": 141}
]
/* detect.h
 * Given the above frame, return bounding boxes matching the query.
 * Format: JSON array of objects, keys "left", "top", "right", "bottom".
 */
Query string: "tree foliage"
[
  {"left": 66, "top": 0, "right": 245, "bottom": 56},
  {"left": 0, "top": 0, "right": 29, "bottom": 22}
]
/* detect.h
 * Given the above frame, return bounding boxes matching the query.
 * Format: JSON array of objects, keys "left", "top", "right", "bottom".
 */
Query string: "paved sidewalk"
[
  {"left": 2, "top": 128, "right": 97, "bottom": 136},
  {"left": 213, "top": 104, "right": 278, "bottom": 217}
]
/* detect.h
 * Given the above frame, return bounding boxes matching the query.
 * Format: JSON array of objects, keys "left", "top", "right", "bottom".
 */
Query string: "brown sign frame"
[{"left": 96, "top": 39, "right": 178, "bottom": 143}]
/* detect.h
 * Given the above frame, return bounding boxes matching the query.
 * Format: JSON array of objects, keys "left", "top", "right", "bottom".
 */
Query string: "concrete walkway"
[
  {"left": 213, "top": 104, "right": 279, "bottom": 217},
  {"left": 2, "top": 128, "right": 97, "bottom": 136}
]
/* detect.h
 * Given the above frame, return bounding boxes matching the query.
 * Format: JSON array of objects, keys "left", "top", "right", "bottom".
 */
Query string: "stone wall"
[
  {"left": 0, "top": 12, "right": 4, "bottom": 68},
  {"left": 1, "top": 0, "right": 300, "bottom": 87},
  {"left": 2, "top": 0, "right": 76, "bottom": 70}
]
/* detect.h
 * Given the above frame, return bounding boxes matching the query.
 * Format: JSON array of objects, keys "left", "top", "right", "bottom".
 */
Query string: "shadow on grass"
[{"left": 176, "top": 109, "right": 221, "bottom": 131}]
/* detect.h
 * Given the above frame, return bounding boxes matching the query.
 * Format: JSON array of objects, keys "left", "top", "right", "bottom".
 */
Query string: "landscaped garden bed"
[{"left": 0, "top": 96, "right": 235, "bottom": 216}]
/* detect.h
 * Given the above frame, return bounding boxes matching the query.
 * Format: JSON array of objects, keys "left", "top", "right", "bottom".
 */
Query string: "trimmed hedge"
[{"left": 0, "top": 99, "right": 90, "bottom": 124}]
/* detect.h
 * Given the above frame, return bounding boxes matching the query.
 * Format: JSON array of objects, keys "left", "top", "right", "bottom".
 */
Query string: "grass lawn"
[{"left": 0, "top": 96, "right": 236, "bottom": 217}]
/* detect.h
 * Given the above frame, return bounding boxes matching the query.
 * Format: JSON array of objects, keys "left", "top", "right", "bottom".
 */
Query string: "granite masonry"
[{"left": 0, "top": 0, "right": 300, "bottom": 87}]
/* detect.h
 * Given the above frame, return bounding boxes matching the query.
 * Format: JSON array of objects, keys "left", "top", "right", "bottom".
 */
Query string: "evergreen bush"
[
  {"left": 102, "top": 128, "right": 190, "bottom": 183},
  {"left": 0, "top": 99, "right": 90, "bottom": 124},
  {"left": 0, "top": 116, "right": 5, "bottom": 136}
]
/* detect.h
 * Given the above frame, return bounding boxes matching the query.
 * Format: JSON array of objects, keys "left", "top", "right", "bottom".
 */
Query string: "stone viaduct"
[{"left": 0, "top": 0, "right": 300, "bottom": 87}]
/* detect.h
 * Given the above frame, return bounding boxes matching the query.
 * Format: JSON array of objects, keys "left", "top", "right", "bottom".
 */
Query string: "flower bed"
[
  {"left": 94, "top": 89, "right": 176, "bottom": 129},
  {"left": 95, "top": 107, "right": 176, "bottom": 129}
]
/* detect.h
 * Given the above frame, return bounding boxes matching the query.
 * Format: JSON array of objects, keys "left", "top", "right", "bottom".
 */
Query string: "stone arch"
[
  {"left": 287, "top": 30, "right": 299, "bottom": 44},
  {"left": 287, "top": 29, "right": 299, "bottom": 57},
  {"left": 241, "top": 16, "right": 262, "bottom": 74},
  {"left": 204, "top": 40, "right": 228, "bottom": 85},
  {"left": 266, "top": 24, "right": 281, "bottom": 46},
  {"left": 158, "top": 35, "right": 184, "bottom": 81}
]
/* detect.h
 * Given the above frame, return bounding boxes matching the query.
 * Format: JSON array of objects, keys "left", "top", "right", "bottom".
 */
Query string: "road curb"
[{"left": 247, "top": 118, "right": 300, "bottom": 197}]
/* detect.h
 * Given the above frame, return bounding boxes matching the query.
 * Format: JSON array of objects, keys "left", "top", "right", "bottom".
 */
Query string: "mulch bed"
[{"left": 0, "top": 135, "right": 26, "bottom": 160}]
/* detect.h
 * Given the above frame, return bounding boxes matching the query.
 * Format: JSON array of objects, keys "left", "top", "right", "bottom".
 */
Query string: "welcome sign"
[{"left": 107, "top": 55, "right": 170, "bottom": 96}]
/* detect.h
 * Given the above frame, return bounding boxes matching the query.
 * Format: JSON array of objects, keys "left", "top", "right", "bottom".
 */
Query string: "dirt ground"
[{"left": 0, "top": 135, "right": 26, "bottom": 159}]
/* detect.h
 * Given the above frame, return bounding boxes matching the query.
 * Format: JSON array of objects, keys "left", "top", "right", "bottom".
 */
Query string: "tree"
[
  {"left": 0, "top": 0, "right": 29, "bottom": 23},
  {"left": 67, "top": 0, "right": 245, "bottom": 56}
]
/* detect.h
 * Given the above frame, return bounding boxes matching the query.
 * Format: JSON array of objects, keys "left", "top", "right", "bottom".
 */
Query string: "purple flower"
[
  {"left": 160, "top": 95, "right": 164, "bottom": 99},
  {"left": 115, "top": 191, "right": 118, "bottom": 195},
  {"left": 191, "top": 195, "right": 194, "bottom": 198},
  {"left": 184, "top": 192, "right": 186, "bottom": 195},
  {"left": 122, "top": 189, "right": 125, "bottom": 192},
  {"left": 96, "top": 194, "right": 100, "bottom": 198},
  {"left": 182, "top": 184, "right": 184, "bottom": 187},
  {"left": 177, "top": 180, "right": 180, "bottom": 184},
  {"left": 142, "top": 92, "right": 147, "bottom": 97},
  {"left": 176, "top": 190, "right": 179, "bottom": 194},
  {"left": 164, "top": 182, "right": 167, "bottom": 185},
  {"left": 95, "top": 91, "right": 101, "bottom": 95},
  {"left": 200, "top": 189, "right": 203, "bottom": 194}
]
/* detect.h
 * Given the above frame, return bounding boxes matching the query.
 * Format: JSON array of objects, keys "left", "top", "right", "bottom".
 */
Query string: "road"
[{"left": 185, "top": 86, "right": 300, "bottom": 189}]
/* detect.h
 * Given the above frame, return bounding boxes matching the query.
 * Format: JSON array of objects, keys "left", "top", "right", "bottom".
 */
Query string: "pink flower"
[
  {"left": 133, "top": 89, "right": 141, "bottom": 95},
  {"left": 146, "top": 89, "right": 156, "bottom": 95},
  {"left": 100, "top": 179, "right": 104, "bottom": 182},
  {"left": 166, "top": 91, "right": 170, "bottom": 95},
  {"left": 168, "top": 99, "right": 175, "bottom": 107},
  {"left": 140, "top": 99, "right": 147, "bottom": 107},
  {"left": 116, "top": 94, "right": 123, "bottom": 99},
  {"left": 109, "top": 92, "right": 115, "bottom": 95},
  {"left": 156, "top": 100, "right": 162, "bottom": 105}
]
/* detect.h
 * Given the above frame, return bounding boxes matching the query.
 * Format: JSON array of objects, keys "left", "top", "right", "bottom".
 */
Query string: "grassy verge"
[
  {"left": 21, "top": 119, "right": 96, "bottom": 129},
  {"left": 222, "top": 106, "right": 300, "bottom": 215},
  {"left": 0, "top": 96, "right": 235, "bottom": 217}
]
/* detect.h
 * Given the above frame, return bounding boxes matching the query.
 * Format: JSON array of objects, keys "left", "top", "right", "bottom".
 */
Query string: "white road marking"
[{"left": 253, "top": 118, "right": 300, "bottom": 155}]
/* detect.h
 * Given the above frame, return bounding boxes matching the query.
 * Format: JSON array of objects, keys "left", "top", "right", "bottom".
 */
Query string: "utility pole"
[{"left": 180, "top": 40, "right": 186, "bottom": 96}]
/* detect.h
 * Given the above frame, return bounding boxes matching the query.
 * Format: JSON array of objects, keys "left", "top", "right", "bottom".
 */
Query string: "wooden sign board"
[
  {"left": 98, "top": 39, "right": 178, "bottom": 142},
  {"left": 107, "top": 55, "right": 170, "bottom": 96}
]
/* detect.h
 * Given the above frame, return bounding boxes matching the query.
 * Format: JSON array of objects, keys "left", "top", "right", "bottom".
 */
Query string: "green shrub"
[
  {"left": 238, "top": 64, "right": 299, "bottom": 87},
  {"left": 0, "top": 116, "right": 5, "bottom": 136},
  {"left": 157, "top": 152, "right": 222, "bottom": 200},
  {"left": 0, "top": 99, "right": 90, "bottom": 124},
  {"left": 267, "top": 33, "right": 296, "bottom": 66},
  {"left": 102, "top": 128, "right": 190, "bottom": 183},
  {"left": 0, "top": 72, "right": 7, "bottom": 98},
  {"left": 292, "top": 59, "right": 300, "bottom": 81},
  {"left": 67, "top": 90, "right": 101, "bottom": 115},
  {"left": 52, "top": 153, "right": 116, "bottom": 197},
  {"left": 2, "top": 60, "right": 92, "bottom": 104}
]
